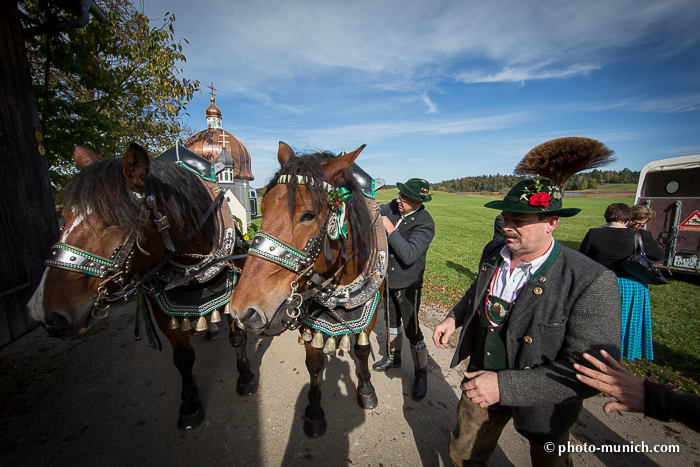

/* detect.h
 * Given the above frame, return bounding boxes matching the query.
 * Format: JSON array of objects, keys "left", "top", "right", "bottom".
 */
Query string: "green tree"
[{"left": 20, "top": 0, "right": 199, "bottom": 185}]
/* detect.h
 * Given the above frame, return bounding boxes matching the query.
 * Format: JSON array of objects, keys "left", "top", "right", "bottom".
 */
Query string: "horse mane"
[
  {"left": 61, "top": 158, "right": 217, "bottom": 251},
  {"left": 265, "top": 151, "right": 374, "bottom": 272}
]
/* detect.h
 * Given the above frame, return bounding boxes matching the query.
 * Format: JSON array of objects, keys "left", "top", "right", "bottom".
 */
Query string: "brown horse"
[
  {"left": 27, "top": 142, "right": 257, "bottom": 430},
  {"left": 230, "top": 142, "right": 387, "bottom": 437}
]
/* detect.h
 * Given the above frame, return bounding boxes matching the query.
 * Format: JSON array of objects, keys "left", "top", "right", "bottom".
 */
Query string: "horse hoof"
[
  {"left": 236, "top": 375, "right": 258, "bottom": 397},
  {"left": 303, "top": 416, "right": 327, "bottom": 438},
  {"left": 177, "top": 404, "right": 205, "bottom": 431},
  {"left": 205, "top": 331, "right": 220, "bottom": 341},
  {"left": 357, "top": 391, "right": 378, "bottom": 410}
]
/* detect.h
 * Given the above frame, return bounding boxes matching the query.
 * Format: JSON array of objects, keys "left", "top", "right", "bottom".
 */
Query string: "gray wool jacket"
[
  {"left": 380, "top": 200, "right": 435, "bottom": 289},
  {"left": 447, "top": 238, "right": 622, "bottom": 445}
]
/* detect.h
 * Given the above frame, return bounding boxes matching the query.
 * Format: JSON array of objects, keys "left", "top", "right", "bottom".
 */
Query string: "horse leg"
[
  {"left": 149, "top": 300, "right": 205, "bottom": 430},
  {"left": 304, "top": 342, "right": 327, "bottom": 437},
  {"left": 356, "top": 313, "right": 378, "bottom": 409},
  {"left": 227, "top": 315, "right": 258, "bottom": 396}
]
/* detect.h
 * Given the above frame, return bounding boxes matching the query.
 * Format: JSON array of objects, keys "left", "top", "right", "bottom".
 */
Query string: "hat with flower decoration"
[
  {"left": 485, "top": 136, "right": 618, "bottom": 217},
  {"left": 397, "top": 178, "right": 432, "bottom": 203},
  {"left": 484, "top": 177, "right": 580, "bottom": 216}
]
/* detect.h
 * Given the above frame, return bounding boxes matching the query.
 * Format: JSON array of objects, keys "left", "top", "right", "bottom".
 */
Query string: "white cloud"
[
  {"left": 144, "top": 0, "right": 700, "bottom": 94},
  {"left": 422, "top": 93, "right": 438, "bottom": 114}
]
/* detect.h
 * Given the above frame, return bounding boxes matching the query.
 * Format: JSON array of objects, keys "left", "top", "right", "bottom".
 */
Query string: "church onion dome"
[
  {"left": 215, "top": 146, "right": 235, "bottom": 168},
  {"left": 186, "top": 129, "right": 254, "bottom": 180},
  {"left": 205, "top": 97, "right": 222, "bottom": 119}
]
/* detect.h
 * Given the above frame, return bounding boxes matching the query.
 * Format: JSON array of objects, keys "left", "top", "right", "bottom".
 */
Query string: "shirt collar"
[{"left": 499, "top": 238, "right": 556, "bottom": 274}]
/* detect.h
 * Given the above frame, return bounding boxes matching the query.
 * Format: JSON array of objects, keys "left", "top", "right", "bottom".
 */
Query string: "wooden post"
[{"left": 0, "top": 0, "right": 59, "bottom": 346}]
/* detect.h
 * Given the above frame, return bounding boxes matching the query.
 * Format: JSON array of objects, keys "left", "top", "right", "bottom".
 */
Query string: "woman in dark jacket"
[{"left": 579, "top": 203, "right": 664, "bottom": 360}]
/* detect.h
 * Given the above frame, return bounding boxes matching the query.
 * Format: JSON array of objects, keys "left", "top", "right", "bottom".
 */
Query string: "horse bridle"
[
  {"left": 44, "top": 190, "right": 234, "bottom": 318},
  {"left": 248, "top": 175, "right": 368, "bottom": 331}
]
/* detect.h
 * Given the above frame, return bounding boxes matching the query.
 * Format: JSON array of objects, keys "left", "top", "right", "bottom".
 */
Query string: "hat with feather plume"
[{"left": 484, "top": 137, "right": 616, "bottom": 217}]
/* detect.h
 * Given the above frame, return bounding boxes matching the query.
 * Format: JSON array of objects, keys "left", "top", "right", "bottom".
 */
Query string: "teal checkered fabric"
[{"left": 618, "top": 276, "right": 654, "bottom": 361}]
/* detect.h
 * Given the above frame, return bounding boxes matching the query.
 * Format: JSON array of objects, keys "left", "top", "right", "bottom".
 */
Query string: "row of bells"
[
  {"left": 169, "top": 307, "right": 224, "bottom": 332},
  {"left": 298, "top": 327, "right": 369, "bottom": 355},
  {"left": 168, "top": 306, "right": 369, "bottom": 356}
]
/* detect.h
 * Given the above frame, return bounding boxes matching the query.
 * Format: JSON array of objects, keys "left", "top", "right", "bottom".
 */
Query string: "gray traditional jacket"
[
  {"left": 448, "top": 238, "right": 621, "bottom": 445},
  {"left": 380, "top": 200, "right": 435, "bottom": 289}
]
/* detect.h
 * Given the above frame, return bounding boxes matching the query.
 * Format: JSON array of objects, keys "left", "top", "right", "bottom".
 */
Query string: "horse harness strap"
[{"left": 249, "top": 174, "right": 388, "bottom": 332}]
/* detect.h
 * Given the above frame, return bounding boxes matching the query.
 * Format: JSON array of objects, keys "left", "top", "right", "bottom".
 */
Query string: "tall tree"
[{"left": 20, "top": 0, "right": 199, "bottom": 185}]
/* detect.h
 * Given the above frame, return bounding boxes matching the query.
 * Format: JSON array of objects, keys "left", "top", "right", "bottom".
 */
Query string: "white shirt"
[
  {"left": 491, "top": 239, "right": 556, "bottom": 303},
  {"left": 394, "top": 208, "right": 418, "bottom": 228}
]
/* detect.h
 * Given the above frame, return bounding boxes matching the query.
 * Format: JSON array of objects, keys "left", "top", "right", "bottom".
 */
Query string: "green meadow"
[{"left": 375, "top": 189, "right": 700, "bottom": 395}]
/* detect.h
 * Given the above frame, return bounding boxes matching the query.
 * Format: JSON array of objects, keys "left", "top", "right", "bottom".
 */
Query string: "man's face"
[
  {"left": 500, "top": 211, "right": 559, "bottom": 260},
  {"left": 397, "top": 192, "right": 422, "bottom": 215}
]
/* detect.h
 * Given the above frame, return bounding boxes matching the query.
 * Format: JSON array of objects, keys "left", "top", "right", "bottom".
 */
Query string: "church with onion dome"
[{"left": 186, "top": 85, "right": 257, "bottom": 225}]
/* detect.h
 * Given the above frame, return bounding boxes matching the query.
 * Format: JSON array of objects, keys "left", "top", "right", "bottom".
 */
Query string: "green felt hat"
[
  {"left": 484, "top": 178, "right": 580, "bottom": 217},
  {"left": 397, "top": 178, "right": 432, "bottom": 203}
]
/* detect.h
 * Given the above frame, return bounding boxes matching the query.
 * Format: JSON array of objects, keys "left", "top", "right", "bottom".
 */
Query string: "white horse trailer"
[{"left": 635, "top": 155, "right": 700, "bottom": 275}]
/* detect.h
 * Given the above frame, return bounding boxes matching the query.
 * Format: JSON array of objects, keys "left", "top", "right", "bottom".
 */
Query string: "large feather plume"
[{"left": 514, "top": 137, "right": 616, "bottom": 187}]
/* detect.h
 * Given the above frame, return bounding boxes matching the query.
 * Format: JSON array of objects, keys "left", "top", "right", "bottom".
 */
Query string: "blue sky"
[{"left": 141, "top": 0, "right": 700, "bottom": 189}]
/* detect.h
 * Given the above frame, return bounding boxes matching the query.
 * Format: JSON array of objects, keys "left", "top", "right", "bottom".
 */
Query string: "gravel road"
[{"left": 1, "top": 301, "right": 698, "bottom": 466}]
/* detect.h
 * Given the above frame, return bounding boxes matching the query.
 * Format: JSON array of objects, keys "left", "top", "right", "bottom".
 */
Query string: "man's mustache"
[{"left": 500, "top": 231, "right": 521, "bottom": 241}]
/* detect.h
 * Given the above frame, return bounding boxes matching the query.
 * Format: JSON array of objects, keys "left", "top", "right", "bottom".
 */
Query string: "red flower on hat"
[{"left": 529, "top": 192, "right": 551, "bottom": 207}]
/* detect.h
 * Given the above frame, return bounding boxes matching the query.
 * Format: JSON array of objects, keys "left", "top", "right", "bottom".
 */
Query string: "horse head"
[
  {"left": 230, "top": 142, "right": 370, "bottom": 334},
  {"left": 27, "top": 142, "right": 217, "bottom": 338}
]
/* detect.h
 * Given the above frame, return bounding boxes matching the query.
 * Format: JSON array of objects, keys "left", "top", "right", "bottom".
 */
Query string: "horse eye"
[{"left": 300, "top": 211, "right": 316, "bottom": 222}]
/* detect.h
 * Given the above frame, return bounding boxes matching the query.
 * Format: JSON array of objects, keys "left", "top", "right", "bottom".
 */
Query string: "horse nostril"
[
  {"left": 45, "top": 312, "right": 71, "bottom": 330},
  {"left": 240, "top": 307, "right": 266, "bottom": 330}
]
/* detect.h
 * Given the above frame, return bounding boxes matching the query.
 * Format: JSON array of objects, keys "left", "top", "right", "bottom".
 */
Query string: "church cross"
[
  {"left": 219, "top": 131, "right": 229, "bottom": 146},
  {"left": 208, "top": 82, "right": 217, "bottom": 99}
]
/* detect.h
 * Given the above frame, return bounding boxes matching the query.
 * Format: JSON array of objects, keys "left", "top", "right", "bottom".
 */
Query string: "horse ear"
[
  {"left": 278, "top": 141, "right": 295, "bottom": 165},
  {"left": 122, "top": 142, "right": 150, "bottom": 194},
  {"left": 321, "top": 144, "right": 366, "bottom": 183},
  {"left": 73, "top": 145, "right": 100, "bottom": 169}
]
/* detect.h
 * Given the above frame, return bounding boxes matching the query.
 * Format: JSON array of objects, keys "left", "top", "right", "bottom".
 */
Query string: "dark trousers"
[{"left": 388, "top": 282, "right": 424, "bottom": 346}]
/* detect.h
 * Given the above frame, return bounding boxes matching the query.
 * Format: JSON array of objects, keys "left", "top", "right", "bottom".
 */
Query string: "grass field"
[{"left": 375, "top": 189, "right": 700, "bottom": 395}]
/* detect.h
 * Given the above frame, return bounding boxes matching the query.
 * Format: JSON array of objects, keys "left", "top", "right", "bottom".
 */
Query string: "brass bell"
[
  {"left": 357, "top": 330, "right": 369, "bottom": 346},
  {"left": 323, "top": 336, "right": 336, "bottom": 355},
  {"left": 339, "top": 333, "right": 351, "bottom": 352},
  {"left": 298, "top": 335, "right": 305, "bottom": 345},
  {"left": 210, "top": 308, "right": 222, "bottom": 323},
  {"left": 302, "top": 327, "right": 313, "bottom": 342},
  {"left": 224, "top": 303, "right": 232, "bottom": 315},
  {"left": 180, "top": 317, "right": 192, "bottom": 332},
  {"left": 195, "top": 316, "right": 208, "bottom": 332},
  {"left": 169, "top": 316, "right": 179, "bottom": 330},
  {"left": 311, "top": 331, "right": 324, "bottom": 349}
]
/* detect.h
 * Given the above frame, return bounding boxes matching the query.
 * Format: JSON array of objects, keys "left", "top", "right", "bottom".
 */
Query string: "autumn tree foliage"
[{"left": 19, "top": 0, "right": 199, "bottom": 185}]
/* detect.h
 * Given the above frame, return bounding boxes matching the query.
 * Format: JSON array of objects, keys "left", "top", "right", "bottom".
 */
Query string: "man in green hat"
[
  {"left": 373, "top": 178, "right": 435, "bottom": 401},
  {"left": 433, "top": 178, "right": 621, "bottom": 466}
]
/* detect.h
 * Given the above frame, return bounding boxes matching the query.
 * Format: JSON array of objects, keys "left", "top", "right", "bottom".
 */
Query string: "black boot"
[
  {"left": 410, "top": 341, "right": 428, "bottom": 400},
  {"left": 372, "top": 350, "right": 401, "bottom": 371},
  {"left": 412, "top": 367, "right": 428, "bottom": 401}
]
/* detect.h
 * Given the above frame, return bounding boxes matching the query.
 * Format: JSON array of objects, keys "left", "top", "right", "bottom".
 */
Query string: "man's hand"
[
  {"left": 382, "top": 216, "right": 396, "bottom": 235},
  {"left": 432, "top": 317, "right": 456, "bottom": 349},
  {"left": 462, "top": 370, "right": 500, "bottom": 407},
  {"left": 574, "top": 349, "right": 645, "bottom": 413}
]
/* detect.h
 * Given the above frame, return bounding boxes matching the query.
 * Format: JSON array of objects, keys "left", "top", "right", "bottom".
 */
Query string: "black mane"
[
  {"left": 265, "top": 151, "right": 375, "bottom": 273},
  {"left": 61, "top": 158, "right": 217, "bottom": 251}
]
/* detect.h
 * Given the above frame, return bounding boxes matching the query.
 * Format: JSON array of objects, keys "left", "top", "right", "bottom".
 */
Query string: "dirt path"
[{"left": 1, "top": 302, "right": 698, "bottom": 466}]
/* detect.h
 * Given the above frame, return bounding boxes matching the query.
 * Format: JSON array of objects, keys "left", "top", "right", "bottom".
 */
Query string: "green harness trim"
[{"left": 44, "top": 243, "right": 116, "bottom": 278}]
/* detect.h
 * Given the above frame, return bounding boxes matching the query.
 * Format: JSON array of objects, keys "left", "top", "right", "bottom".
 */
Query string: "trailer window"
[
  {"left": 666, "top": 180, "right": 679, "bottom": 194},
  {"left": 641, "top": 168, "right": 700, "bottom": 197}
]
